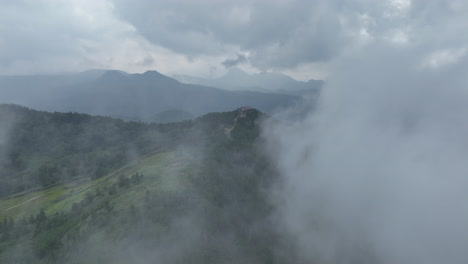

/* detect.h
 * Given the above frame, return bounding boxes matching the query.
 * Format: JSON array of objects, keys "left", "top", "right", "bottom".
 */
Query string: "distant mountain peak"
[
  {"left": 143, "top": 70, "right": 162, "bottom": 76},
  {"left": 137, "top": 70, "right": 179, "bottom": 84},
  {"left": 104, "top": 70, "right": 126, "bottom": 75},
  {"left": 225, "top": 68, "right": 249, "bottom": 77},
  {"left": 98, "top": 70, "right": 128, "bottom": 82}
]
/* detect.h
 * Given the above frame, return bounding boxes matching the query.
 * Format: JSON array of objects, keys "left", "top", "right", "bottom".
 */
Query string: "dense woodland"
[
  {"left": 0, "top": 104, "right": 284, "bottom": 264},
  {"left": 0, "top": 104, "right": 195, "bottom": 196}
]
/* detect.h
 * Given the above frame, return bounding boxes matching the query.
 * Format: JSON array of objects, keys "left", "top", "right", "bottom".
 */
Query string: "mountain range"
[
  {"left": 0, "top": 70, "right": 301, "bottom": 122},
  {"left": 173, "top": 67, "right": 324, "bottom": 96}
]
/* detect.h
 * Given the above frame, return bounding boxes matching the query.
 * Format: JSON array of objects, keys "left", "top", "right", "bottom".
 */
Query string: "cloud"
[
  {"left": 111, "top": 0, "right": 468, "bottom": 71},
  {"left": 138, "top": 56, "right": 155, "bottom": 67},
  {"left": 0, "top": 0, "right": 221, "bottom": 76},
  {"left": 421, "top": 47, "right": 467, "bottom": 69},
  {"left": 221, "top": 54, "right": 247, "bottom": 68},
  {"left": 0, "top": 0, "right": 136, "bottom": 74},
  {"left": 2, "top": 0, "right": 468, "bottom": 78},
  {"left": 264, "top": 1, "right": 468, "bottom": 263},
  {"left": 111, "top": 0, "right": 352, "bottom": 70}
]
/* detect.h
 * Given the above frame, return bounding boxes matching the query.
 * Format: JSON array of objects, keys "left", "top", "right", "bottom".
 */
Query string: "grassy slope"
[
  {"left": 0, "top": 150, "right": 188, "bottom": 221},
  {"left": 0, "top": 150, "right": 196, "bottom": 261}
]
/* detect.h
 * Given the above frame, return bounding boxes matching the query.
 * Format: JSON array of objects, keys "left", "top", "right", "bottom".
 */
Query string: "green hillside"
[{"left": 0, "top": 105, "right": 283, "bottom": 264}]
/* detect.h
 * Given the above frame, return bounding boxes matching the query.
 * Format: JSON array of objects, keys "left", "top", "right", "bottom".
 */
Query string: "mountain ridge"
[
  {"left": 0, "top": 69, "right": 299, "bottom": 122},
  {"left": 172, "top": 67, "right": 324, "bottom": 96}
]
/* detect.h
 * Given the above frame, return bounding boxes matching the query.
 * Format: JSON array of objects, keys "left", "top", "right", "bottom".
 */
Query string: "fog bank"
[{"left": 265, "top": 40, "right": 468, "bottom": 263}]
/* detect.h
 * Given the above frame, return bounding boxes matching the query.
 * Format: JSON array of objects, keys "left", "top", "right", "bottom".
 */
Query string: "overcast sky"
[{"left": 0, "top": 0, "right": 466, "bottom": 80}]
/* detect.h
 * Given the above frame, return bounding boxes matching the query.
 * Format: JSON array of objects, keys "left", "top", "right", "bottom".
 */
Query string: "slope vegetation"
[{"left": 0, "top": 105, "right": 284, "bottom": 264}]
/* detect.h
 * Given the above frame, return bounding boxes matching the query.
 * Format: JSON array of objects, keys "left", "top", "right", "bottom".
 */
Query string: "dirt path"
[{"left": 1, "top": 194, "right": 45, "bottom": 213}]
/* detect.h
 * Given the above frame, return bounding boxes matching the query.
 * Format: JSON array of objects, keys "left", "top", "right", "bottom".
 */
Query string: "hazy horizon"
[{"left": 0, "top": 67, "right": 323, "bottom": 82}]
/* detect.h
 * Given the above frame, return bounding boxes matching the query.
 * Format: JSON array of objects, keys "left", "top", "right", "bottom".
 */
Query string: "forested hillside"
[
  {"left": 0, "top": 104, "right": 284, "bottom": 264},
  {"left": 0, "top": 104, "right": 191, "bottom": 196}
]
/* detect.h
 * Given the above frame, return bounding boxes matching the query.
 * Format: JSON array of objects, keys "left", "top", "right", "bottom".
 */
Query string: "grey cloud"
[
  {"left": 264, "top": 1, "right": 468, "bottom": 263},
  {"left": 112, "top": 0, "right": 353, "bottom": 70},
  {"left": 2, "top": 0, "right": 468, "bottom": 76},
  {"left": 113, "top": 0, "right": 467, "bottom": 70},
  {"left": 138, "top": 56, "right": 155, "bottom": 67},
  {"left": 0, "top": 0, "right": 142, "bottom": 74},
  {"left": 221, "top": 54, "right": 247, "bottom": 68},
  {"left": 0, "top": 1, "right": 84, "bottom": 67}
]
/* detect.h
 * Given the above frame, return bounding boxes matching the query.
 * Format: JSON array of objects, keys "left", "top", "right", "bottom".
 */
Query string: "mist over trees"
[
  {"left": 0, "top": 104, "right": 191, "bottom": 196},
  {"left": 0, "top": 105, "right": 287, "bottom": 264}
]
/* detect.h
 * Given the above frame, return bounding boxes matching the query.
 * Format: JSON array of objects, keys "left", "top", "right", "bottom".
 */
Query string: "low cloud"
[
  {"left": 264, "top": 2, "right": 468, "bottom": 262},
  {"left": 221, "top": 54, "right": 247, "bottom": 68}
]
